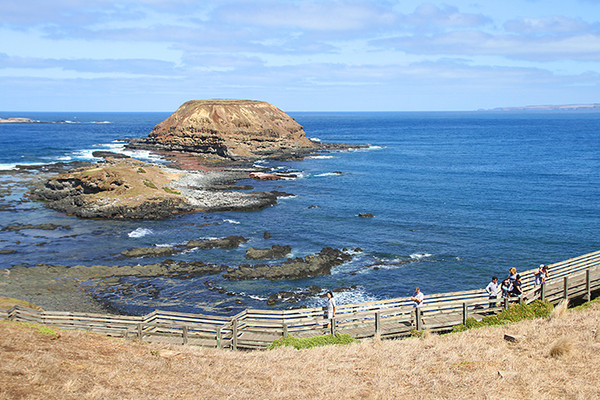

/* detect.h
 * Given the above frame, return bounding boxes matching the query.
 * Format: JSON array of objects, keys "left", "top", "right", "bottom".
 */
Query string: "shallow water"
[{"left": 1, "top": 111, "right": 599, "bottom": 315}]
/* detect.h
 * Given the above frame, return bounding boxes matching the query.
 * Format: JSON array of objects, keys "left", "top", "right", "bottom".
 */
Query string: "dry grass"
[
  {"left": 3, "top": 302, "right": 600, "bottom": 400},
  {"left": 549, "top": 299, "right": 569, "bottom": 320},
  {"left": 549, "top": 337, "right": 573, "bottom": 358}
]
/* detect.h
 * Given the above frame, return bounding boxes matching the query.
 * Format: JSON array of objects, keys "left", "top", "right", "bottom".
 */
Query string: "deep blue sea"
[{"left": 1, "top": 111, "right": 599, "bottom": 315}]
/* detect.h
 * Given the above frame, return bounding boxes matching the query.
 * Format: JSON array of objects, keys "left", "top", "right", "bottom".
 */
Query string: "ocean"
[{"left": 1, "top": 111, "right": 599, "bottom": 315}]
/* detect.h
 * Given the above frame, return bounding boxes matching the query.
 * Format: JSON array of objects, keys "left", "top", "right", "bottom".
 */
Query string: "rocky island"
[
  {"left": 29, "top": 99, "right": 361, "bottom": 220},
  {"left": 126, "top": 99, "right": 356, "bottom": 160},
  {"left": 30, "top": 158, "right": 284, "bottom": 219}
]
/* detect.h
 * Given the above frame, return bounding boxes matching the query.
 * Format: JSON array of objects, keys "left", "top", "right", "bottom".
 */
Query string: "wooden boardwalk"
[{"left": 2, "top": 250, "right": 600, "bottom": 350}]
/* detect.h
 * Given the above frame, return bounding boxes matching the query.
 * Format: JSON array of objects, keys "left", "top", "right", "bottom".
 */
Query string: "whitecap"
[
  {"left": 128, "top": 228, "right": 153, "bottom": 238},
  {"left": 314, "top": 172, "right": 342, "bottom": 177},
  {"left": 224, "top": 219, "right": 240, "bottom": 224},
  {"left": 410, "top": 253, "right": 433, "bottom": 260},
  {"left": 309, "top": 137, "right": 322, "bottom": 142},
  {"left": 91, "top": 121, "right": 111, "bottom": 124},
  {"left": 307, "top": 155, "right": 335, "bottom": 160}
]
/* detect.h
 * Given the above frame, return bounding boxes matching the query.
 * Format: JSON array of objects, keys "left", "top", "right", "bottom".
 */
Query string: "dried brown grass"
[
  {"left": 2, "top": 302, "right": 600, "bottom": 400},
  {"left": 549, "top": 337, "right": 573, "bottom": 358},
  {"left": 549, "top": 298, "right": 569, "bottom": 320}
]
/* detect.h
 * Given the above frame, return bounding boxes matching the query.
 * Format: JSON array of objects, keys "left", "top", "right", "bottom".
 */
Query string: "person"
[
  {"left": 534, "top": 264, "right": 545, "bottom": 285},
  {"left": 410, "top": 287, "right": 425, "bottom": 327},
  {"left": 511, "top": 274, "right": 523, "bottom": 297},
  {"left": 326, "top": 291, "right": 336, "bottom": 329},
  {"left": 501, "top": 278, "right": 511, "bottom": 298},
  {"left": 508, "top": 267, "right": 518, "bottom": 286},
  {"left": 485, "top": 276, "right": 499, "bottom": 308},
  {"left": 540, "top": 264, "right": 549, "bottom": 284}
]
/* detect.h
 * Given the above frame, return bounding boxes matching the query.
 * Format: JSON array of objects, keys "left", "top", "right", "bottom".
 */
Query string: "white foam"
[
  {"left": 314, "top": 172, "right": 342, "bottom": 177},
  {"left": 0, "top": 163, "right": 19, "bottom": 171},
  {"left": 410, "top": 252, "right": 432, "bottom": 260},
  {"left": 224, "top": 219, "right": 240, "bottom": 224},
  {"left": 0, "top": 162, "right": 45, "bottom": 170},
  {"left": 128, "top": 228, "right": 153, "bottom": 238},
  {"left": 309, "top": 137, "right": 322, "bottom": 142},
  {"left": 307, "top": 155, "right": 334, "bottom": 160},
  {"left": 91, "top": 121, "right": 111, "bottom": 124}
]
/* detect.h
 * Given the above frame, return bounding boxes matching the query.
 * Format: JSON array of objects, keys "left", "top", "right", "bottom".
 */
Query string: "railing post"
[
  {"left": 586, "top": 269, "right": 591, "bottom": 302},
  {"left": 232, "top": 319, "right": 238, "bottom": 350},
  {"left": 182, "top": 325, "right": 188, "bottom": 345},
  {"left": 415, "top": 308, "right": 422, "bottom": 331},
  {"left": 503, "top": 297, "right": 509, "bottom": 310},
  {"left": 137, "top": 323, "right": 143, "bottom": 341},
  {"left": 540, "top": 284, "right": 546, "bottom": 301},
  {"left": 375, "top": 311, "right": 381, "bottom": 336},
  {"left": 564, "top": 276, "right": 569, "bottom": 300},
  {"left": 216, "top": 328, "right": 222, "bottom": 349},
  {"left": 282, "top": 323, "right": 288, "bottom": 338},
  {"left": 330, "top": 317, "right": 336, "bottom": 335},
  {"left": 462, "top": 303, "right": 468, "bottom": 325}
]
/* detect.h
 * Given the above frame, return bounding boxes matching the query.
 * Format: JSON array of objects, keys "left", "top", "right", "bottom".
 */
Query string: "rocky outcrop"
[
  {"left": 1, "top": 224, "right": 71, "bottom": 232},
  {"left": 127, "top": 99, "right": 317, "bottom": 159},
  {"left": 245, "top": 245, "right": 292, "bottom": 260},
  {"left": 120, "top": 236, "right": 249, "bottom": 258},
  {"left": 223, "top": 248, "right": 352, "bottom": 280},
  {"left": 185, "top": 236, "right": 249, "bottom": 249},
  {"left": 30, "top": 159, "right": 280, "bottom": 219},
  {"left": 120, "top": 247, "right": 179, "bottom": 258}
]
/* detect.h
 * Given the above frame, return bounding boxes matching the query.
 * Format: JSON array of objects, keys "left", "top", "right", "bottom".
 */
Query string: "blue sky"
[{"left": 1, "top": 0, "right": 600, "bottom": 111}]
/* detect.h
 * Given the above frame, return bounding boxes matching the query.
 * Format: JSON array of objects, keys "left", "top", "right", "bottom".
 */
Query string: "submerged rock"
[
  {"left": 186, "top": 235, "right": 249, "bottom": 249},
  {"left": 224, "top": 247, "right": 352, "bottom": 281},
  {"left": 120, "top": 247, "right": 178, "bottom": 258},
  {"left": 1, "top": 224, "right": 71, "bottom": 232},
  {"left": 245, "top": 245, "right": 292, "bottom": 260},
  {"left": 358, "top": 213, "right": 374, "bottom": 218}
]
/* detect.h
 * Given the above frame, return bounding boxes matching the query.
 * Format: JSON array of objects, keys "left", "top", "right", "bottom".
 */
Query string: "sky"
[{"left": 1, "top": 0, "right": 600, "bottom": 112}]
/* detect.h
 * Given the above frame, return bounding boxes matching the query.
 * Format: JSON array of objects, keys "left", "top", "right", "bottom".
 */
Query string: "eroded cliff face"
[{"left": 143, "top": 99, "right": 316, "bottom": 158}]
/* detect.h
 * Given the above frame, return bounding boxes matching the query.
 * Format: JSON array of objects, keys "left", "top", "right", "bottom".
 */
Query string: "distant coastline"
[{"left": 485, "top": 103, "right": 600, "bottom": 112}]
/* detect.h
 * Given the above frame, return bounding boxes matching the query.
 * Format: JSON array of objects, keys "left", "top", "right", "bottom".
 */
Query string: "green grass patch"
[
  {"left": 143, "top": 181, "right": 158, "bottom": 189},
  {"left": 269, "top": 333, "right": 357, "bottom": 350},
  {"left": 162, "top": 186, "right": 181, "bottom": 195},
  {"left": 137, "top": 167, "right": 147, "bottom": 173},
  {"left": 16, "top": 321, "right": 59, "bottom": 336},
  {"left": 452, "top": 300, "right": 554, "bottom": 333},
  {"left": 572, "top": 296, "right": 600, "bottom": 311}
]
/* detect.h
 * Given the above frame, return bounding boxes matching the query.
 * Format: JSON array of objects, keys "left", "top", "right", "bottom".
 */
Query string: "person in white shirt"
[
  {"left": 486, "top": 276, "right": 499, "bottom": 308},
  {"left": 326, "top": 291, "right": 336, "bottom": 329},
  {"left": 410, "top": 287, "right": 425, "bottom": 327}
]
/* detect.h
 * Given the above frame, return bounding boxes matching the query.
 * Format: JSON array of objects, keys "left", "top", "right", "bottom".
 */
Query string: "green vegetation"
[
  {"left": 269, "top": 333, "right": 357, "bottom": 350},
  {"left": 163, "top": 186, "right": 181, "bottom": 195},
  {"left": 452, "top": 300, "right": 554, "bottom": 333},
  {"left": 143, "top": 180, "right": 158, "bottom": 189},
  {"left": 572, "top": 296, "right": 600, "bottom": 311},
  {"left": 16, "top": 321, "right": 59, "bottom": 336},
  {"left": 137, "top": 167, "right": 147, "bottom": 173}
]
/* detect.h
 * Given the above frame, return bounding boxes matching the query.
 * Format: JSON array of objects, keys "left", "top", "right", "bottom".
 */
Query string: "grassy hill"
[{"left": 2, "top": 300, "right": 600, "bottom": 399}]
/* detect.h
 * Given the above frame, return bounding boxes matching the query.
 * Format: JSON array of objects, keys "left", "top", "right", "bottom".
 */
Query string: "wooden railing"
[{"left": 2, "top": 250, "right": 600, "bottom": 349}]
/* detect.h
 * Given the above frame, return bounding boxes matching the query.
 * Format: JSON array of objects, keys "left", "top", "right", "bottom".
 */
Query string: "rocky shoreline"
[{"left": 0, "top": 246, "right": 356, "bottom": 313}]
